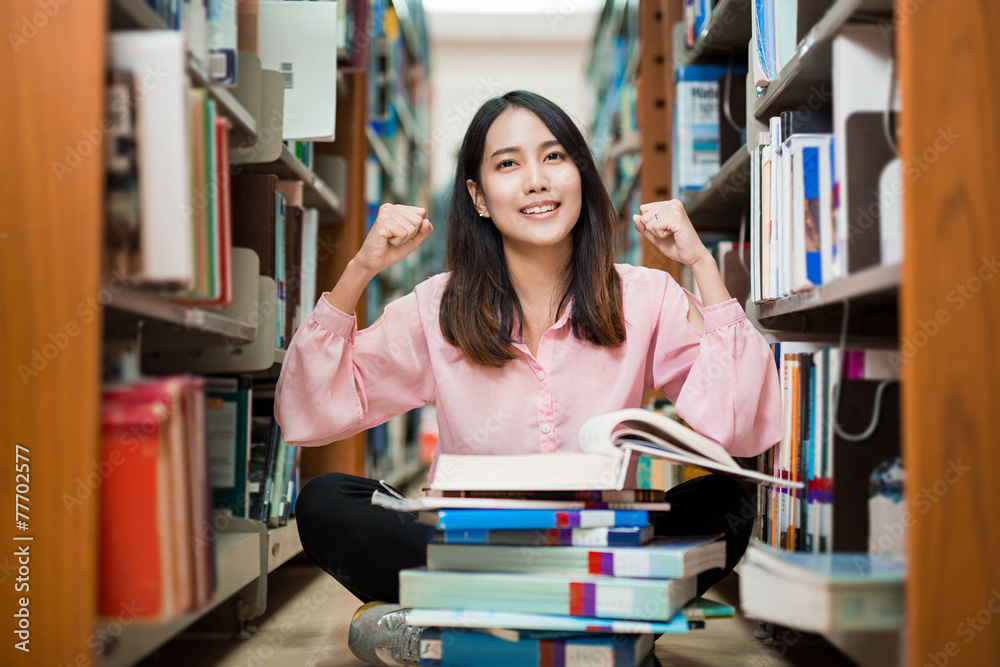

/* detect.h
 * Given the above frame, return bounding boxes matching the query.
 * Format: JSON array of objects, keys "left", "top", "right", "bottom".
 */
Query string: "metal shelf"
[
  {"left": 682, "top": 146, "right": 751, "bottom": 233},
  {"left": 752, "top": 0, "right": 894, "bottom": 120},
  {"left": 266, "top": 518, "right": 304, "bottom": 573},
  {"left": 111, "top": 0, "right": 258, "bottom": 139},
  {"left": 753, "top": 263, "right": 900, "bottom": 320},
  {"left": 107, "top": 291, "right": 257, "bottom": 344},
  {"left": 679, "top": 0, "right": 753, "bottom": 66},
  {"left": 242, "top": 146, "right": 344, "bottom": 219},
  {"left": 97, "top": 527, "right": 263, "bottom": 667},
  {"left": 187, "top": 55, "right": 258, "bottom": 138}
]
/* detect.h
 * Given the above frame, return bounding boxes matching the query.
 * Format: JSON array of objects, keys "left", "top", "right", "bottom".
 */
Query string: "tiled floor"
[{"left": 137, "top": 557, "right": 857, "bottom": 667}]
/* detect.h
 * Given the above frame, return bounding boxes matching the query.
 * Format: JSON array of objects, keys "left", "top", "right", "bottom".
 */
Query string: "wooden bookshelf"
[
  {"left": 899, "top": 2, "right": 1000, "bottom": 665},
  {"left": 752, "top": 0, "right": 893, "bottom": 120},
  {"left": 630, "top": 0, "right": 1000, "bottom": 665},
  {"left": 677, "top": 0, "right": 753, "bottom": 66}
]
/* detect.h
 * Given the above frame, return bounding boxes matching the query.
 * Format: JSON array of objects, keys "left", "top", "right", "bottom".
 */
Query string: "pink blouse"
[{"left": 274, "top": 264, "right": 781, "bottom": 480}]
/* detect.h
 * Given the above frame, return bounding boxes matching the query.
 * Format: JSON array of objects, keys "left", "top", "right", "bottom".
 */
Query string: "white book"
[
  {"left": 740, "top": 543, "right": 904, "bottom": 632},
  {"left": 879, "top": 158, "right": 903, "bottom": 266},
  {"left": 256, "top": 1, "right": 339, "bottom": 141},
  {"left": 430, "top": 408, "right": 801, "bottom": 492},
  {"left": 108, "top": 31, "right": 194, "bottom": 290},
  {"left": 819, "top": 136, "right": 837, "bottom": 284},
  {"left": 832, "top": 25, "right": 897, "bottom": 278},
  {"left": 787, "top": 134, "right": 833, "bottom": 292},
  {"left": 299, "top": 207, "right": 320, "bottom": 326}
]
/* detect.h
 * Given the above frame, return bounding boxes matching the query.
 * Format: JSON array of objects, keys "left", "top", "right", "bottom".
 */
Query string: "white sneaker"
[{"left": 347, "top": 602, "right": 421, "bottom": 667}]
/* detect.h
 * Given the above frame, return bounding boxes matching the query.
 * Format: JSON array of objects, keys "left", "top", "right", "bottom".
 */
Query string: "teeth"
[{"left": 522, "top": 204, "right": 557, "bottom": 214}]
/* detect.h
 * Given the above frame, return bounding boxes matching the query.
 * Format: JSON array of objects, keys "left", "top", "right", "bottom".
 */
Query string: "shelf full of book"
[
  {"left": 0, "top": 0, "right": 379, "bottom": 663},
  {"left": 630, "top": 0, "right": 1000, "bottom": 665}
]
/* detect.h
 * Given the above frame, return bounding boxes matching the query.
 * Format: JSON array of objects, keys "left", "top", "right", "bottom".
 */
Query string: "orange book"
[{"left": 99, "top": 401, "right": 174, "bottom": 620}]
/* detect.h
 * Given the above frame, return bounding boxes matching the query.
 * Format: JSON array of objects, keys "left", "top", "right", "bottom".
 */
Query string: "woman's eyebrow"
[{"left": 489, "top": 139, "right": 561, "bottom": 160}]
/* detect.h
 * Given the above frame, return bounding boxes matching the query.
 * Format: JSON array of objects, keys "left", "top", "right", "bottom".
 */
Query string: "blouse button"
[
  {"left": 541, "top": 424, "right": 552, "bottom": 434},
  {"left": 536, "top": 370, "right": 546, "bottom": 380}
]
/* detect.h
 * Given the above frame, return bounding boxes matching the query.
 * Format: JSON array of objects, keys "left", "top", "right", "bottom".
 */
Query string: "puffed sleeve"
[
  {"left": 646, "top": 274, "right": 781, "bottom": 457},
  {"left": 274, "top": 289, "right": 436, "bottom": 446}
]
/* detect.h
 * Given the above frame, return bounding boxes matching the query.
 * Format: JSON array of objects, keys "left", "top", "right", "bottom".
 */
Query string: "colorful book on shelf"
[
  {"left": 99, "top": 400, "right": 175, "bottom": 621},
  {"left": 104, "top": 69, "right": 141, "bottom": 283},
  {"left": 205, "top": 375, "right": 253, "bottom": 518},
  {"left": 406, "top": 608, "right": 691, "bottom": 637},
  {"left": 416, "top": 509, "right": 650, "bottom": 532},
  {"left": 416, "top": 627, "right": 654, "bottom": 667},
  {"left": 108, "top": 30, "right": 193, "bottom": 291},
  {"left": 429, "top": 408, "right": 800, "bottom": 493},
  {"left": 102, "top": 376, "right": 213, "bottom": 613},
  {"left": 207, "top": 0, "right": 238, "bottom": 85},
  {"left": 739, "top": 543, "right": 905, "bottom": 632},
  {"left": 425, "top": 534, "right": 726, "bottom": 580},
  {"left": 399, "top": 568, "right": 697, "bottom": 622},
  {"left": 428, "top": 525, "right": 656, "bottom": 548}
]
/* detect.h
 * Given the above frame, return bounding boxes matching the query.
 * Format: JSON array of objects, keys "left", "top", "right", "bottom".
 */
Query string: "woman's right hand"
[{"left": 354, "top": 203, "right": 434, "bottom": 275}]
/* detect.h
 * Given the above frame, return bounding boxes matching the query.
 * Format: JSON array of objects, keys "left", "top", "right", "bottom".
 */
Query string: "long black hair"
[{"left": 439, "top": 90, "right": 625, "bottom": 367}]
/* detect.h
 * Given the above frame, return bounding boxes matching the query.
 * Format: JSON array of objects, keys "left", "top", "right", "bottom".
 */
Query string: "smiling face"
[{"left": 466, "top": 107, "right": 583, "bottom": 257}]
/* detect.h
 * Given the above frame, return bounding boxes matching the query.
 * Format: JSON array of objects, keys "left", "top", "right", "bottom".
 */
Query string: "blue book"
[
  {"left": 417, "top": 509, "right": 649, "bottom": 531},
  {"left": 429, "top": 525, "right": 655, "bottom": 547},
  {"left": 418, "top": 628, "right": 654, "bottom": 667}
]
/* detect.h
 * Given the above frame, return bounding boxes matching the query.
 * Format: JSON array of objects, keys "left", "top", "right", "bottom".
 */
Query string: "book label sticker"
[
  {"left": 572, "top": 527, "right": 609, "bottom": 546},
  {"left": 613, "top": 551, "right": 652, "bottom": 577},
  {"left": 579, "top": 511, "right": 615, "bottom": 528},
  {"left": 596, "top": 586, "right": 635, "bottom": 618},
  {"left": 566, "top": 645, "right": 613, "bottom": 663}
]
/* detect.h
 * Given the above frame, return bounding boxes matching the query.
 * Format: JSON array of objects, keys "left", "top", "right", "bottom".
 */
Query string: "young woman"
[{"left": 274, "top": 90, "right": 781, "bottom": 665}]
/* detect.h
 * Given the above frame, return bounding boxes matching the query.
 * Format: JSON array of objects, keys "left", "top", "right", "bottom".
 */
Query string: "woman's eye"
[
  {"left": 497, "top": 159, "right": 515, "bottom": 169},
  {"left": 546, "top": 152, "right": 564, "bottom": 161}
]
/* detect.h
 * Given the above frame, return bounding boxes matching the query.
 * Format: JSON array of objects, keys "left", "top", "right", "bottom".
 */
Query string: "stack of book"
[
  {"left": 370, "top": 408, "right": 801, "bottom": 666},
  {"left": 381, "top": 490, "right": 727, "bottom": 667}
]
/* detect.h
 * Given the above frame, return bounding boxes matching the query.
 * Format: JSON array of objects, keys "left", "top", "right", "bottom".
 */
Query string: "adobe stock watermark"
[
  {"left": 867, "top": 458, "right": 970, "bottom": 563},
  {"left": 849, "top": 126, "right": 960, "bottom": 248},
  {"left": 889, "top": 254, "right": 999, "bottom": 371},
  {"left": 718, "top": 83, "right": 833, "bottom": 203},
  {"left": 60, "top": 405, "right": 171, "bottom": 514},
  {"left": 17, "top": 269, "right": 135, "bottom": 386},
  {"left": 922, "top": 588, "right": 1000, "bottom": 667},
  {"left": 7, "top": 0, "right": 74, "bottom": 53},
  {"left": 877, "top": 0, "right": 931, "bottom": 41},
  {"left": 51, "top": 64, "right": 172, "bottom": 182}
]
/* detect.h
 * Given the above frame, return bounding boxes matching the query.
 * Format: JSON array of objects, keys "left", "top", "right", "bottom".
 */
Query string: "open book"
[{"left": 428, "top": 408, "right": 800, "bottom": 492}]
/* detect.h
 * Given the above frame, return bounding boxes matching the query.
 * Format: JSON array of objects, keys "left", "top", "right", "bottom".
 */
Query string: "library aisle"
[{"left": 3, "top": 0, "right": 999, "bottom": 666}]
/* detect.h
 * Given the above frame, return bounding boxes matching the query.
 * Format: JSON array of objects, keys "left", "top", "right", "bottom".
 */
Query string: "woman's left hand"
[{"left": 633, "top": 200, "right": 710, "bottom": 268}]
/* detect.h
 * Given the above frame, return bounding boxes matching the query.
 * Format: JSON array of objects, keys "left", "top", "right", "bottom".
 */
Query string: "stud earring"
[{"left": 478, "top": 209, "right": 486, "bottom": 217}]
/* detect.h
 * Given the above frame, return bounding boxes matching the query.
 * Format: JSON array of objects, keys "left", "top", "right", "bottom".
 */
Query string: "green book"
[{"left": 205, "top": 375, "right": 252, "bottom": 517}]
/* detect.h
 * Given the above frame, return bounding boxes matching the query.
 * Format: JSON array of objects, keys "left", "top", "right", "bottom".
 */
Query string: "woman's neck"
[{"left": 503, "top": 240, "right": 572, "bottom": 318}]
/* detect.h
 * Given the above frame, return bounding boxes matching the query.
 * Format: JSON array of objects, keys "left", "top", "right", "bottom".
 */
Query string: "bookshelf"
[
  {"left": 676, "top": 0, "right": 753, "bottom": 67},
  {"left": 0, "top": 0, "right": 425, "bottom": 663},
  {"left": 751, "top": 0, "right": 894, "bottom": 120},
  {"left": 627, "top": 1, "right": 1000, "bottom": 666}
]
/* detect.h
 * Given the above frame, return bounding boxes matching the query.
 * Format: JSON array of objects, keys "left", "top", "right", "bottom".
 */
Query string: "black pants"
[{"left": 295, "top": 472, "right": 754, "bottom": 605}]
